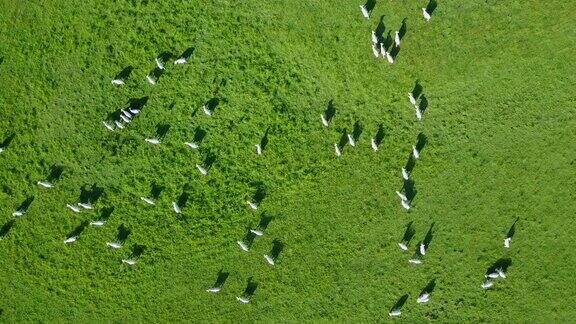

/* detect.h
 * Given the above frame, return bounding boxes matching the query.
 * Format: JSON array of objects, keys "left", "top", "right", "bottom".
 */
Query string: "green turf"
[{"left": 0, "top": 0, "right": 575, "bottom": 321}]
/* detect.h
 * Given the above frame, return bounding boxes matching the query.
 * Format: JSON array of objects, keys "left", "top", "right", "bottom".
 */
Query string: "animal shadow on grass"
[
  {"left": 507, "top": 217, "right": 519, "bottom": 238},
  {"left": 259, "top": 128, "right": 270, "bottom": 151},
  {"left": 242, "top": 229, "right": 257, "bottom": 249},
  {"left": 402, "top": 178, "right": 417, "bottom": 202},
  {"left": 338, "top": 128, "right": 348, "bottom": 150},
  {"left": 47, "top": 164, "right": 64, "bottom": 182},
  {"left": 391, "top": 294, "right": 409, "bottom": 312},
  {"left": 205, "top": 98, "right": 220, "bottom": 114},
  {"left": 1, "top": 133, "right": 15, "bottom": 148},
  {"left": 158, "top": 51, "right": 173, "bottom": 63},
  {"left": 130, "top": 244, "right": 146, "bottom": 258},
  {"left": 193, "top": 127, "right": 207, "bottom": 144},
  {"left": 128, "top": 97, "right": 149, "bottom": 112},
  {"left": 390, "top": 44, "right": 401, "bottom": 60},
  {"left": 204, "top": 152, "right": 216, "bottom": 170},
  {"left": 352, "top": 121, "right": 363, "bottom": 142},
  {"left": 156, "top": 123, "right": 170, "bottom": 139},
  {"left": 114, "top": 66, "right": 133, "bottom": 80},
  {"left": 419, "top": 95, "right": 429, "bottom": 113},
  {"left": 420, "top": 279, "right": 436, "bottom": 295},
  {"left": 116, "top": 224, "right": 131, "bottom": 243},
  {"left": 177, "top": 191, "right": 189, "bottom": 209},
  {"left": 99, "top": 206, "right": 115, "bottom": 221},
  {"left": 68, "top": 221, "right": 89, "bottom": 238},
  {"left": 375, "top": 15, "right": 386, "bottom": 40},
  {"left": 416, "top": 132, "right": 427, "bottom": 153},
  {"left": 426, "top": 0, "right": 438, "bottom": 15},
  {"left": 383, "top": 31, "right": 393, "bottom": 50},
  {"left": 399, "top": 18, "right": 408, "bottom": 39},
  {"left": 149, "top": 67, "right": 164, "bottom": 81},
  {"left": 324, "top": 100, "right": 336, "bottom": 123},
  {"left": 423, "top": 222, "right": 435, "bottom": 249},
  {"left": 79, "top": 184, "right": 104, "bottom": 204},
  {"left": 0, "top": 56, "right": 3, "bottom": 65},
  {"left": 258, "top": 212, "right": 273, "bottom": 230},
  {"left": 17, "top": 196, "right": 35, "bottom": 212},
  {"left": 405, "top": 154, "right": 416, "bottom": 173},
  {"left": 0, "top": 220, "right": 16, "bottom": 239},
  {"left": 374, "top": 124, "right": 385, "bottom": 147},
  {"left": 411, "top": 80, "right": 423, "bottom": 99},
  {"left": 213, "top": 269, "right": 230, "bottom": 288},
  {"left": 251, "top": 182, "right": 267, "bottom": 204},
  {"left": 150, "top": 183, "right": 164, "bottom": 199},
  {"left": 363, "top": 0, "right": 376, "bottom": 13},
  {"left": 178, "top": 47, "right": 194, "bottom": 60},
  {"left": 486, "top": 258, "right": 512, "bottom": 275},
  {"left": 243, "top": 277, "right": 258, "bottom": 297},
  {"left": 270, "top": 239, "right": 283, "bottom": 259},
  {"left": 402, "top": 221, "right": 416, "bottom": 244}
]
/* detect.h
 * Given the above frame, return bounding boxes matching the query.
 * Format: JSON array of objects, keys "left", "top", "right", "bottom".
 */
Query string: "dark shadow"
[
  {"left": 151, "top": 183, "right": 164, "bottom": 199},
  {"left": 402, "top": 178, "right": 417, "bottom": 202},
  {"left": 116, "top": 224, "right": 131, "bottom": 242},
  {"left": 80, "top": 184, "right": 104, "bottom": 204},
  {"left": 419, "top": 95, "right": 429, "bottom": 113},
  {"left": 364, "top": 0, "right": 376, "bottom": 13},
  {"left": 159, "top": 51, "right": 173, "bottom": 62},
  {"left": 338, "top": 129, "right": 348, "bottom": 149},
  {"left": 414, "top": 240, "right": 423, "bottom": 256},
  {"left": 106, "top": 109, "right": 122, "bottom": 121},
  {"left": 177, "top": 191, "right": 189, "bottom": 208},
  {"left": 168, "top": 102, "right": 175, "bottom": 110},
  {"left": 17, "top": 196, "right": 35, "bottom": 212},
  {"left": 258, "top": 212, "right": 273, "bottom": 230},
  {"left": 324, "top": 100, "right": 336, "bottom": 122},
  {"left": 0, "top": 220, "right": 15, "bottom": 239},
  {"left": 375, "top": 15, "right": 386, "bottom": 40},
  {"left": 423, "top": 222, "right": 435, "bottom": 248},
  {"left": 486, "top": 258, "right": 512, "bottom": 275},
  {"left": 179, "top": 47, "right": 194, "bottom": 60},
  {"left": 156, "top": 123, "right": 170, "bottom": 138},
  {"left": 391, "top": 294, "right": 409, "bottom": 312},
  {"left": 426, "top": 0, "right": 438, "bottom": 15},
  {"left": 405, "top": 154, "right": 416, "bottom": 172},
  {"left": 251, "top": 182, "right": 267, "bottom": 204},
  {"left": 271, "top": 239, "right": 283, "bottom": 259},
  {"left": 383, "top": 31, "right": 393, "bottom": 50},
  {"left": 1, "top": 133, "right": 15, "bottom": 148},
  {"left": 412, "top": 80, "right": 423, "bottom": 99},
  {"left": 507, "top": 217, "right": 519, "bottom": 238},
  {"left": 399, "top": 18, "right": 408, "bottom": 39},
  {"left": 390, "top": 44, "right": 401, "bottom": 59},
  {"left": 0, "top": 56, "right": 3, "bottom": 65},
  {"left": 150, "top": 67, "right": 164, "bottom": 80},
  {"left": 374, "top": 124, "right": 385, "bottom": 146},
  {"left": 352, "top": 121, "right": 363, "bottom": 141},
  {"left": 260, "top": 128, "right": 270, "bottom": 150},
  {"left": 204, "top": 153, "right": 216, "bottom": 169},
  {"left": 205, "top": 98, "right": 220, "bottom": 113},
  {"left": 402, "top": 221, "right": 416, "bottom": 243},
  {"left": 193, "top": 127, "right": 207, "bottom": 143},
  {"left": 243, "top": 277, "right": 258, "bottom": 296},
  {"left": 416, "top": 132, "right": 427, "bottom": 152},
  {"left": 128, "top": 97, "right": 149, "bottom": 111},
  {"left": 420, "top": 279, "right": 436, "bottom": 295},
  {"left": 114, "top": 66, "right": 133, "bottom": 80},
  {"left": 100, "top": 206, "right": 115, "bottom": 220},
  {"left": 213, "top": 269, "right": 229, "bottom": 288},
  {"left": 67, "top": 221, "right": 88, "bottom": 238},
  {"left": 47, "top": 165, "right": 64, "bottom": 182},
  {"left": 130, "top": 244, "right": 146, "bottom": 258},
  {"left": 243, "top": 230, "right": 257, "bottom": 247}
]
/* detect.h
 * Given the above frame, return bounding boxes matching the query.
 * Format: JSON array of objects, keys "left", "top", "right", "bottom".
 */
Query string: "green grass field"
[{"left": 1, "top": 0, "right": 575, "bottom": 321}]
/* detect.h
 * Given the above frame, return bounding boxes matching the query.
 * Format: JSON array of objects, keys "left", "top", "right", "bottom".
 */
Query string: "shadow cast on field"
[
  {"left": 156, "top": 123, "right": 170, "bottom": 138},
  {"left": 402, "top": 178, "right": 417, "bottom": 202},
  {"left": 114, "top": 66, "right": 133, "bottom": 80},
  {"left": 399, "top": 18, "right": 408, "bottom": 39},
  {"left": 363, "top": 0, "right": 377, "bottom": 14},
  {"left": 486, "top": 258, "right": 512, "bottom": 275},
  {"left": 243, "top": 277, "right": 258, "bottom": 297},
  {"left": 270, "top": 239, "right": 283, "bottom": 259},
  {"left": 324, "top": 100, "right": 336, "bottom": 123},
  {"left": 411, "top": 80, "right": 423, "bottom": 99},
  {"left": 507, "top": 217, "right": 519, "bottom": 238},
  {"left": 402, "top": 221, "right": 416, "bottom": 243},
  {"left": 116, "top": 224, "right": 131, "bottom": 242},
  {"left": 352, "top": 121, "right": 363, "bottom": 142},
  {"left": 426, "top": 0, "right": 438, "bottom": 15},
  {"left": 213, "top": 269, "right": 229, "bottom": 288},
  {"left": 374, "top": 124, "right": 385, "bottom": 147},
  {"left": 100, "top": 206, "right": 115, "bottom": 221},
  {"left": 259, "top": 128, "right": 270, "bottom": 151},
  {"left": 47, "top": 164, "right": 64, "bottom": 182},
  {"left": 1, "top": 133, "right": 15, "bottom": 148},
  {"left": 391, "top": 294, "right": 409, "bottom": 312},
  {"left": 130, "top": 244, "right": 146, "bottom": 258},
  {"left": 0, "top": 220, "right": 15, "bottom": 239},
  {"left": 151, "top": 183, "right": 164, "bottom": 199},
  {"left": 79, "top": 184, "right": 104, "bottom": 204},
  {"left": 67, "top": 221, "right": 88, "bottom": 238},
  {"left": 178, "top": 47, "right": 194, "bottom": 60},
  {"left": 17, "top": 196, "right": 34, "bottom": 212},
  {"left": 420, "top": 279, "right": 436, "bottom": 295},
  {"left": 193, "top": 127, "right": 207, "bottom": 143},
  {"left": 423, "top": 222, "right": 435, "bottom": 249}
]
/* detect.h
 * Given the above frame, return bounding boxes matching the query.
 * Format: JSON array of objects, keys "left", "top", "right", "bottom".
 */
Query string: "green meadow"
[{"left": 0, "top": 0, "right": 574, "bottom": 321}]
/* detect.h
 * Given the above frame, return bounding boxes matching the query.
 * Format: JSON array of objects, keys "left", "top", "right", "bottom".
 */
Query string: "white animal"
[
  {"left": 129, "top": 108, "right": 140, "bottom": 115},
  {"left": 78, "top": 202, "right": 93, "bottom": 209},
  {"left": 250, "top": 229, "right": 263, "bottom": 236},
  {"left": 103, "top": 121, "right": 114, "bottom": 131},
  {"left": 417, "top": 292, "right": 430, "bottom": 303},
  {"left": 146, "top": 74, "right": 157, "bottom": 85},
  {"left": 386, "top": 51, "right": 395, "bottom": 64},
  {"left": 202, "top": 105, "right": 212, "bottom": 116},
  {"left": 408, "top": 257, "right": 422, "bottom": 264},
  {"left": 408, "top": 92, "right": 417, "bottom": 105},
  {"left": 120, "top": 114, "right": 131, "bottom": 123},
  {"left": 334, "top": 143, "right": 342, "bottom": 157},
  {"left": 185, "top": 141, "right": 198, "bottom": 149},
  {"left": 111, "top": 79, "right": 125, "bottom": 86},
  {"left": 90, "top": 220, "right": 105, "bottom": 226},
  {"left": 422, "top": 8, "right": 431, "bottom": 21},
  {"left": 371, "top": 138, "right": 378, "bottom": 151},
  {"left": 206, "top": 287, "right": 221, "bottom": 293},
  {"left": 401, "top": 199, "right": 411, "bottom": 210},
  {"left": 396, "top": 191, "right": 408, "bottom": 201},
  {"left": 264, "top": 254, "right": 275, "bottom": 265},
  {"left": 398, "top": 242, "right": 408, "bottom": 251},
  {"left": 145, "top": 137, "right": 161, "bottom": 144},
  {"left": 236, "top": 296, "right": 250, "bottom": 304},
  {"left": 389, "top": 310, "right": 401, "bottom": 317},
  {"left": 372, "top": 43, "right": 380, "bottom": 58},
  {"left": 371, "top": 31, "right": 378, "bottom": 44},
  {"left": 0, "top": 147, "right": 3, "bottom": 153},
  {"left": 172, "top": 201, "right": 182, "bottom": 214},
  {"left": 496, "top": 268, "right": 507, "bottom": 279},
  {"left": 141, "top": 197, "right": 155, "bottom": 205},
  {"left": 247, "top": 201, "right": 258, "bottom": 210},
  {"left": 504, "top": 237, "right": 511, "bottom": 248},
  {"left": 122, "top": 258, "right": 137, "bottom": 265},
  {"left": 380, "top": 43, "right": 387, "bottom": 58},
  {"left": 415, "top": 106, "right": 423, "bottom": 120},
  {"left": 37, "top": 180, "right": 53, "bottom": 188},
  {"left": 64, "top": 236, "right": 78, "bottom": 244},
  {"left": 67, "top": 204, "right": 81, "bottom": 213},
  {"left": 481, "top": 280, "right": 493, "bottom": 289},
  {"left": 412, "top": 145, "right": 420, "bottom": 159},
  {"left": 196, "top": 164, "right": 208, "bottom": 175},
  {"left": 255, "top": 144, "right": 262, "bottom": 155},
  {"left": 237, "top": 240, "right": 249, "bottom": 252},
  {"left": 486, "top": 272, "right": 499, "bottom": 279},
  {"left": 114, "top": 120, "right": 125, "bottom": 129},
  {"left": 12, "top": 210, "right": 25, "bottom": 217},
  {"left": 320, "top": 114, "right": 329, "bottom": 127},
  {"left": 107, "top": 242, "right": 123, "bottom": 249},
  {"left": 401, "top": 168, "right": 410, "bottom": 180},
  {"left": 360, "top": 5, "right": 369, "bottom": 18},
  {"left": 174, "top": 57, "right": 187, "bottom": 64},
  {"left": 121, "top": 109, "right": 132, "bottom": 118},
  {"left": 347, "top": 134, "right": 356, "bottom": 147},
  {"left": 395, "top": 31, "right": 401, "bottom": 46},
  {"left": 420, "top": 243, "right": 427, "bottom": 255},
  {"left": 155, "top": 58, "right": 165, "bottom": 70}
]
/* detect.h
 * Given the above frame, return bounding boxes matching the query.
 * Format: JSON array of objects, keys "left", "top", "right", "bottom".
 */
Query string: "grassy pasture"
[{"left": 0, "top": 0, "right": 575, "bottom": 322}]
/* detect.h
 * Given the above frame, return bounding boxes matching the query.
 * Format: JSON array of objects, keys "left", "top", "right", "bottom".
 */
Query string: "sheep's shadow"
[
  {"left": 337, "top": 128, "right": 348, "bottom": 150},
  {"left": 324, "top": 100, "right": 336, "bottom": 123},
  {"left": 416, "top": 132, "right": 427, "bottom": 153},
  {"left": 156, "top": 123, "right": 170, "bottom": 139},
  {"left": 390, "top": 294, "right": 409, "bottom": 312},
  {"left": 151, "top": 183, "right": 164, "bottom": 199},
  {"left": 178, "top": 47, "right": 194, "bottom": 60},
  {"left": 374, "top": 124, "right": 385, "bottom": 146},
  {"left": 67, "top": 221, "right": 88, "bottom": 238},
  {"left": 213, "top": 269, "right": 229, "bottom": 288},
  {"left": 375, "top": 15, "right": 386, "bottom": 40},
  {"left": 423, "top": 222, "right": 435, "bottom": 249},
  {"left": 193, "top": 127, "right": 207, "bottom": 143},
  {"left": 399, "top": 18, "right": 408, "bottom": 39},
  {"left": 420, "top": 279, "right": 436, "bottom": 295},
  {"left": 177, "top": 191, "right": 189, "bottom": 209},
  {"left": 204, "top": 98, "right": 220, "bottom": 113},
  {"left": 402, "top": 178, "right": 417, "bottom": 202},
  {"left": 114, "top": 66, "right": 133, "bottom": 80},
  {"left": 130, "top": 244, "right": 146, "bottom": 258},
  {"left": 363, "top": 0, "right": 377, "bottom": 13},
  {"left": 258, "top": 212, "right": 273, "bottom": 230},
  {"left": 411, "top": 80, "right": 423, "bottom": 99},
  {"left": 47, "top": 164, "right": 64, "bottom": 182},
  {"left": 352, "top": 121, "right": 363, "bottom": 142},
  {"left": 17, "top": 196, "right": 34, "bottom": 212},
  {"left": 507, "top": 217, "right": 519, "bottom": 238},
  {"left": 270, "top": 239, "right": 283, "bottom": 259},
  {"left": 259, "top": 128, "right": 270, "bottom": 151},
  {"left": 402, "top": 221, "right": 416, "bottom": 243},
  {"left": 243, "top": 277, "right": 258, "bottom": 297},
  {"left": 426, "top": 0, "right": 438, "bottom": 15},
  {"left": 0, "top": 220, "right": 15, "bottom": 239},
  {"left": 79, "top": 184, "right": 104, "bottom": 204},
  {"left": 1, "top": 133, "right": 15, "bottom": 148},
  {"left": 405, "top": 154, "right": 416, "bottom": 173},
  {"left": 99, "top": 206, "right": 115, "bottom": 221},
  {"left": 419, "top": 95, "right": 429, "bottom": 113},
  {"left": 486, "top": 258, "right": 512, "bottom": 276},
  {"left": 116, "top": 224, "right": 131, "bottom": 243}
]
